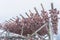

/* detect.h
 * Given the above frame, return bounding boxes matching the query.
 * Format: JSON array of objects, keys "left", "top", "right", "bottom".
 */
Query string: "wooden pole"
[
  {"left": 41, "top": 3, "right": 44, "bottom": 11},
  {"left": 48, "top": 17, "right": 53, "bottom": 40},
  {"left": 25, "top": 12, "right": 30, "bottom": 18}
]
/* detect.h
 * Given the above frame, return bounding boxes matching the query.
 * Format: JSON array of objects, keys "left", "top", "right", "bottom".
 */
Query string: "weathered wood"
[
  {"left": 20, "top": 14, "right": 25, "bottom": 19},
  {"left": 25, "top": 12, "right": 30, "bottom": 18},
  {"left": 10, "top": 19, "right": 14, "bottom": 21},
  {"left": 34, "top": 7, "right": 38, "bottom": 14},
  {"left": 51, "top": 3, "right": 54, "bottom": 9},
  {"left": 12, "top": 17, "right": 16, "bottom": 20},
  {"left": 29, "top": 10, "right": 33, "bottom": 18},
  {"left": 41, "top": 3, "right": 44, "bottom": 11},
  {"left": 5, "top": 20, "right": 9, "bottom": 23}
]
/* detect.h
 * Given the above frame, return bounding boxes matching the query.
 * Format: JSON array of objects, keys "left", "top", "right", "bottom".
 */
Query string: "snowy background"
[{"left": 0, "top": 0, "right": 60, "bottom": 40}]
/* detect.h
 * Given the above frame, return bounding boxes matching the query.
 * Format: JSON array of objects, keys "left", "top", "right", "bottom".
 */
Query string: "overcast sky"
[
  {"left": 0, "top": 0, "right": 60, "bottom": 22},
  {"left": 0, "top": 0, "right": 60, "bottom": 40}
]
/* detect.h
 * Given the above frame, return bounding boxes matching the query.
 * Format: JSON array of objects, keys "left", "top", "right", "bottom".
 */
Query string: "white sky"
[
  {"left": 0, "top": 0, "right": 60, "bottom": 40},
  {"left": 0, "top": 0, "right": 60, "bottom": 22}
]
